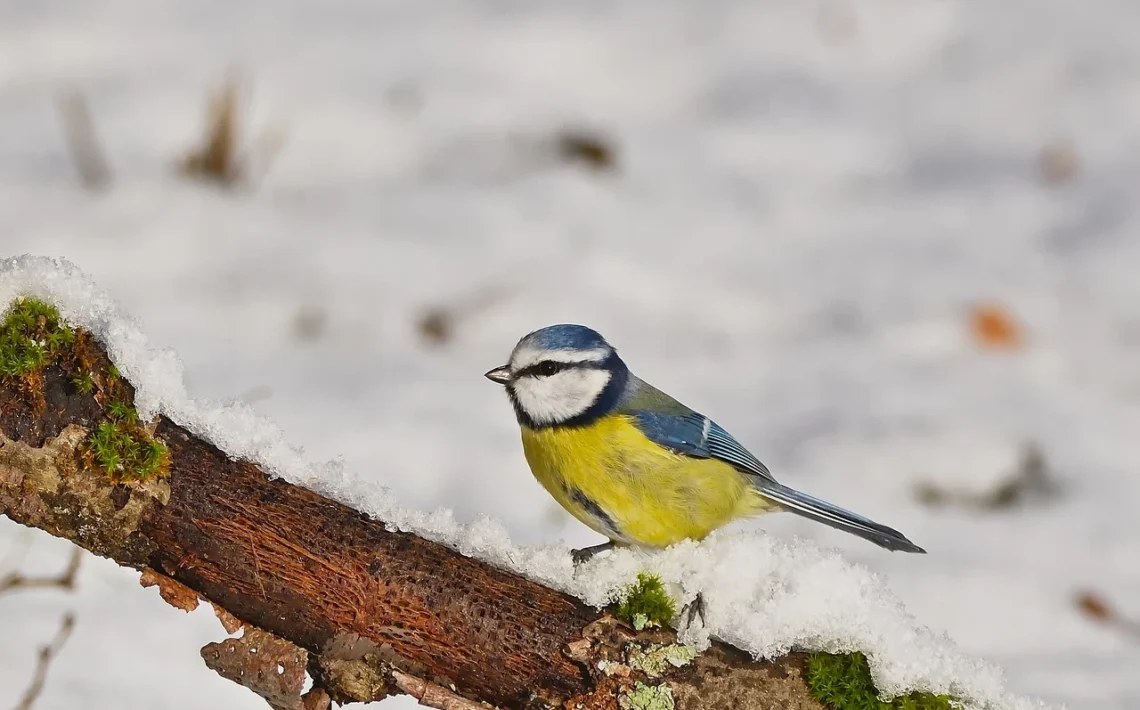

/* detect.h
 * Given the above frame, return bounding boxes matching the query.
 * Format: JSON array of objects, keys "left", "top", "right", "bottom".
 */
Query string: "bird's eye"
[{"left": 537, "top": 361, "right": 559, "bottom": 377}]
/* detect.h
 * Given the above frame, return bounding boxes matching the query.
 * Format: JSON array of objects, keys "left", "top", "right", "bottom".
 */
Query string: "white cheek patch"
[
  {"left": 509, "top": 344, "right": 609, "bottom": 371},
  {"left": 511, "top": 368, "right": 612, "bottom": 425}
]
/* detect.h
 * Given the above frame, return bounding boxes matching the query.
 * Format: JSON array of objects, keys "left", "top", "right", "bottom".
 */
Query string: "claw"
[
  {"left": 680, "top": 592, "right": 707, "bottom": 631},
  {"left": 571, "top": 541, "right": 616, "bottom": 565}
]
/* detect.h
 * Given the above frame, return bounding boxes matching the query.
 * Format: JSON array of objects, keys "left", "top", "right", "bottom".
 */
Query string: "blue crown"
[{"left": 522, "top": 324, "right": 611, "bottom": 352}]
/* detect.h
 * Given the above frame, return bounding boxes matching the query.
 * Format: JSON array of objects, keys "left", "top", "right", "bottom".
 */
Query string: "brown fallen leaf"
[
  {"left": 1075, "top": 591, "right": 1113, "bottom": 622},
  {"left": 970, "top": 303, "right": 1023, "bottom": 350},
  {"left": 1074, "top": 590, "right": 1140, "bottom": 640},
  {"left": 140, "top": 568, "right": 200, "bottom": 612}
]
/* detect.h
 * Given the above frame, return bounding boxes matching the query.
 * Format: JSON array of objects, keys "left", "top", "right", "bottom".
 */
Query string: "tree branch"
[
  {"left": 0, "top": 547, "right": 82, "bottom": 595},
  {"left": 13, "top": 612, "right": 75, "bottom": 710},
  {"left": 0, "top": 338, "right": 826, "bottom": 710}
]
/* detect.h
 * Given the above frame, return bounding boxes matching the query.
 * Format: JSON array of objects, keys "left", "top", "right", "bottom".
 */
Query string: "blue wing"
[
  {"left": 627, "top": 409, "right": 776, "bottom": 483},
  {"left": 617, "top": 380, "right": 926, "bottom": 553}
]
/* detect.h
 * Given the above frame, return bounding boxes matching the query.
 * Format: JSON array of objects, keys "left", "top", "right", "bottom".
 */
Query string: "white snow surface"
[
  {"left": 3, "top": 2, "right": 1140, "bottom": 709},
  {"left": 2, "top": 256, "right": 1052, "bottom": 710}
]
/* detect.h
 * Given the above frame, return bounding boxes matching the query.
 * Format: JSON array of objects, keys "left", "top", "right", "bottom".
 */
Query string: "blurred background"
[{"left": 2, "top": 0, "right": 1140, "bottom": 708}]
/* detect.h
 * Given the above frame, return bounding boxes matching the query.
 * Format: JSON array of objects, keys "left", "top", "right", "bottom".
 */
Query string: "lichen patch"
[
  {"left": 0, "top": 424, "right": 168, "bottom": 564},
  {"left": 0, "top": 423, "right": 85, "bottom": 491},
  {"left": 620, "top": 681, "right": 675, "bottom": 710},
  {"left": 626, "top": 643, "right": 699, "bottom": 679}
]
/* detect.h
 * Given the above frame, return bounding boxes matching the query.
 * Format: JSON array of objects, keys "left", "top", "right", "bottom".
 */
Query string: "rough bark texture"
[{"left": 0, "top": 336, "right": 828, "bottom": 710}]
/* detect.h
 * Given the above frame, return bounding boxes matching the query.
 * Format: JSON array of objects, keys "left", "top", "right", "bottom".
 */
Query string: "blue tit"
[{"left": 485, "top": 324, "right": 925, "bottom": 561}]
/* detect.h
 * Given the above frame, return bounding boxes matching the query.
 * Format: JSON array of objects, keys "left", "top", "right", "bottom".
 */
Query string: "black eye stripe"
[{"left": 517, "top": 360, "right": 588, "bottom": 378}]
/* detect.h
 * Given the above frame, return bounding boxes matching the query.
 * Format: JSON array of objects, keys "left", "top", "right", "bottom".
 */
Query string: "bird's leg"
[
  {"left": 680, "top": 592, "right": 707, "bottom": 630},
  {"left": 571, "top": 541, "right": 616, "bottom": 565}
]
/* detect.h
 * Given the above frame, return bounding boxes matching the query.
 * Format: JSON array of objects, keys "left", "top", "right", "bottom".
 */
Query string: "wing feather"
[
  {"left": 626, "top": 409, "right": 776, "bottom": 483},
  {"left": 618, "top": 378, "right": 775, "bottom": 482},
  {"left": 703, "top": 419, "right": 774, "bottom": 481}
]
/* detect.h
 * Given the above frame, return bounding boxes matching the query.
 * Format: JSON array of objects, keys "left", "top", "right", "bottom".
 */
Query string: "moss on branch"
[
  {"left": 805, "top": 652, "right": 954, "bottom": 710},
  {"left": 0, "top": 297, "right": 169, "bottom": 482}
]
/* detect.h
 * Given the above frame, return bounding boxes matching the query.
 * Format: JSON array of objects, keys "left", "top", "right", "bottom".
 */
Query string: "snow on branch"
[{"left": 0, "top": 256, "right": 1052, "bottom": 710}]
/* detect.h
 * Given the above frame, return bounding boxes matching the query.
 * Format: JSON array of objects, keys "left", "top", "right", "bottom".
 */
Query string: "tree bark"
[{"left": 0, "top": 339, "right": 826, "bottom": 710}]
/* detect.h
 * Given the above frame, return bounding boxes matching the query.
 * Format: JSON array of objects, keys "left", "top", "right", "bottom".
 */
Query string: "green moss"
[
  {"left": 619, "top": 681, "right": 674, "bottom": 710},
  {"left": 105, "top": 399, "right": 139, "bottom": 423},
  {"left": 805, "top": 653, "right": 955, "bottom": 710},
  {"left": 613, "top": 573, "right": 677, "bottom": 630},
  {"left": 87, "top": 364, "right": 170, "bottom": 482},
  {"left": 1, "top": 296, "right": 169, "bottom": 484},
  {"left": 87, "top": 418, "right": 170, "bottom": 483},
  {"left": 71, "top": 371, "right": 96, "bottom": 395},
  {"left": 0, "top": 297, "right": 75, "bottom": 378}
]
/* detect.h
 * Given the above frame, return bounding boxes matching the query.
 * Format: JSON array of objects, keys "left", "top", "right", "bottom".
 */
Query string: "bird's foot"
[
  {"left": 680, "top": 592, "right": 707, "bottom": 631},
  {"left": 571, "top": 542, "right": 616, "bottom": 565}
]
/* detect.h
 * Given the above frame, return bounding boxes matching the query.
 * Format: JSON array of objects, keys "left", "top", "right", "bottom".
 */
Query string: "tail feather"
[{"left": 757, "top": 483, "right": 926, "bottom": 553}]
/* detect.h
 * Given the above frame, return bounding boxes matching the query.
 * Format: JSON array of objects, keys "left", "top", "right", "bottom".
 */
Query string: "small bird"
[{"left": 486, "top": 324, "right": 925, "bottom": 564}]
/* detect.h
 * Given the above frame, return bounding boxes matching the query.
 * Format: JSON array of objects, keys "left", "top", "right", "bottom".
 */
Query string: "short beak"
[{"left": 484, "top": 365, "right": 512, "bottom": 385}]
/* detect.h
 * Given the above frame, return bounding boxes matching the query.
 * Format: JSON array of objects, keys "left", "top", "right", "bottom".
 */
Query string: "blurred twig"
[
  {"left": 13, "top": 612, "right": 76, "bottom": 710},
  {"left": 0, "top": 547, "right": 82, "bottom": 595},
  {"left": 915, "top": 444, "right": 1059, "bottom": 511},
  {"left": 55, "top": 90, "right": 112, "bottom": 190}
]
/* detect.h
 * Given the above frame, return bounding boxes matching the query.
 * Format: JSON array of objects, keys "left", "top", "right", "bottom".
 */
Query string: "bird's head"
[{"left": 485, "top": 324, "right": 629, "bottom": 428}]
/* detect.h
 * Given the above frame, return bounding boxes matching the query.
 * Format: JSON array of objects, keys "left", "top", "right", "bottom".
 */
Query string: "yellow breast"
[{"left": 520, "top": 415, "right": 775, "bottom": 548}]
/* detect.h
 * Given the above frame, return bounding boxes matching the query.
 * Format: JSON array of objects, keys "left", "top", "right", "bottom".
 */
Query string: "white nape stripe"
[{"left": 509, "top": 345, "right": 610, "bottom": 371}]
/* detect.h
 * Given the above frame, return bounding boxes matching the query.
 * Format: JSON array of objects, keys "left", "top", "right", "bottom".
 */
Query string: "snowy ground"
[{"left": 3, "top": 1, "right": 1140, "bottom": 708}]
